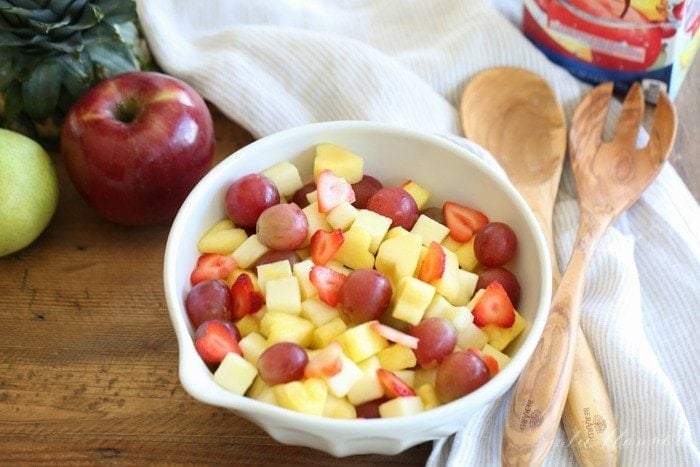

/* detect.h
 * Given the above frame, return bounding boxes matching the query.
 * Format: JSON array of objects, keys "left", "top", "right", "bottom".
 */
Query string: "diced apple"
[
  {"left": 346, "top": 357, "right": 384, "bottom": 406},
  {"left": 385, "top": 226, "right": 411, "bottom": 239},
  {"left": 401, "top": 180, "right": 430, "bottom": 210},
  {"left": 326, "top": 201, "right": 358, "bottom": 231},
  {"left": 410, "top": 214, "right": 450, "bottom": 246},
  {"left": 376, "top": 343, "right": 417, "bottom": 371},
  {"left": 455, "top": 237, "right": 480, "bottom": 272},
  {"left": 246, "top": 375, "right": 277, "bottom": 405},
  {"left": 238, "top": 331, "right": 267, "bottom": 365},
  {"left": 327, "top": 260, "right": 352, "bottom": 276},
  {"left": 378, "top": 396, "right": 424, "bottom": 418},
  {"left": 333, "top": 226, "right": 374, "bottom": 270},
  {"left": 336, "top": 321, "right": 389, "bottom": 362},
  {"left": 314, "top": 142, "right": 364, "bottom": 184},
  {"left": 292, "top": 258, "right": 316, "bottom": 299},
  {"left": 235, "top": 314, "right": 260, "bottom": 337},
  {"left": 261, "top": 161, "right": 303, "bottom": 198},
  {"left": 197, "top": 219, "right": 248, "bottom": 254},
  {"left": 452, "top": 268, "right": 479, "bottom": 306},
  {"left": 441, "top": 234, "right": 462, "bottom": 252},
  {"left": 306, "top": 189, "right": 317, "bottom": 204},
  {"left": 224, "top": 268, "right": 259, "bottom": 288},
  {"left": 416, "top": 383, "right": 440, "bottom": 410},
  {"left": 273, "top": 377, "right": 328, "bottom": 416},
  {"left": 467, "top": 288, "right": 486, "bottom": 310},
  {"left": 301, "top": 297, "right": 340, "bottom": 327},
  {"left": 302, "top": 201, "right": 332, "bottom": 243},
  {"left": 323, "top": 393, "right": 357, "bottom": 419},
  {"left": 414, "top": 367, "right": 437, "bottom": 388},
  {"left": 260, "top": 311, "right": 314, "bottom": 346},
  {"left": 256, "top": 259, "right": 293, "bottom": 294},
  {"left": 213, "top": 352, "right": 258, "bottom": 396},
  {"left": 424, "top": 294, "right": 454, "bottom": 319},
  {"left": 232, "top": 234, "right": 269, "bottom": 268},
  {"left": 481, "top": 310, "right": 527, "bottom": 351},
  {"left": 325, "top": 353, "right": 363, "bottom": 397},
  {"left": 311, "top": 316, "right": 347, "bottom": 349},
  {"left": 375, "top": 234, "right": 422, "bottom": 287},
  {"left": 394, "top": 369, "right": 416, "bottom": 388},
  {"left": 433, "top": 247, "right": 460, "bottom": 304},
  {"left": 391, "top": 276, "right": 436, "bottom": 326},
  {"left": 350, "top": 209, "right": 392, "bottom": 254},
  {"left": 482, "top": 342, "right": 510, "bottom": 370},
  {"left": 457, "top": 321, "right": 489, "bottom": 350},
  {"left": 265, "top": 276, "right": 302, "bottom": 314}
]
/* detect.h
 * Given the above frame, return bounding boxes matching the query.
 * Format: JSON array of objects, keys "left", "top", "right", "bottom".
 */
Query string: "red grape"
[
  {"left": 473, "top": 221, "right": 517, "bottom": 267},
  {"left": 185, "top": 279, "right": 232, "bottom": 327},
  {"left": 410, "top": 318, "right": 457, "bottom": 367},
  {"left": 340, "top": 269, "right": 393, "bottom": 323},
  {"left": 290, "top": 181, "right": 316, "bottom": 208},
  {"left": 355, "top": 397, "right": 389, "bottom": 418},
  {"left": 225, "top": 173, "right": 280, "bottom": 228},
  {"left": 256, "top": 203, "right": 308, "bottom": 251},
  {"left": 254, "top": 249, "right": 301, "bottom": 268},
  {"left": 257, "top": 342, "right": 309, "bottom": 385},
  {"left": 351, "top": 175, "right": 383, "bottom": 209},
  {"left": 476, "top": 267, "right": 521, "bottom": 307},
  {"left": 435, "top": 350, "right": 491, "bottom": 403},
  {"left": 366, "top": 187, "right": 419, "bottom": 230}
]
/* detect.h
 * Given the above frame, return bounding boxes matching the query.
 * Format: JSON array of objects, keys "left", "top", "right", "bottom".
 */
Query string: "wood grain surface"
[{"left": 0, "top": 60, "right": 697, "bottom": 465}]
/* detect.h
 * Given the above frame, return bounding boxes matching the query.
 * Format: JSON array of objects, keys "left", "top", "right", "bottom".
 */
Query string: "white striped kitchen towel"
[{"left": 137, "top": 1, "right": 700, "bottom": 465}]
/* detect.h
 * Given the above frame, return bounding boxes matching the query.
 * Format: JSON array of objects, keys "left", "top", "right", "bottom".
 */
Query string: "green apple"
[{"left": 0, "top": 128, "right": 59, "bottom": 257}]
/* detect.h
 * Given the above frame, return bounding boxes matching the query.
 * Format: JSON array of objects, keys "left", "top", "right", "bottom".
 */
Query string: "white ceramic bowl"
[{"left": 163, "top": 121, "right": 551, "bottom": 456}]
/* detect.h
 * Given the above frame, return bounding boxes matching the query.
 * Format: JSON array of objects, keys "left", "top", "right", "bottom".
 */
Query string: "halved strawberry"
[
  {"left": 310, "top": 228, "right": 344, "bottom": 266},
  {"left": 472, "top": 281, "right": 516, "bottom": 328},
  {"left": 316, "top": 169, "right": 355, "bottom": 213},
  {"left": 468, "top": 348, "right": 499, "bottom": 377},
  {"left": 190, "top": 253, "right": 238, "bottom": 285},
  {"left": 417, "top": 241, "right": 446, "bottom": 283},
  {"left": 443, "top": 201, "right": 489, "bottom": 242},
  {"left": 194, "top": 319, "right": 242, "bottom": 365},
  {"left": 230, "top": 274, "right": 265, "bottom": 320},
  {"left": 309, "top": 265, "right": 346, "bottom": 307},
  {"left": 377, "top": 368, "right": 416, "bottom": 398},
  {"left": 304, "top": 342, "right": 343, "bottom": 378},
  {"left": 370, "top": 320, "right": 419, "bottom": 350}
]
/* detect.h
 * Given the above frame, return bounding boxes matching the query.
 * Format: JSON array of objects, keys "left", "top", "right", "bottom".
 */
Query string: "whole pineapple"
[{"left": 0, "top": 0, "right": 150, "bottom": 143}]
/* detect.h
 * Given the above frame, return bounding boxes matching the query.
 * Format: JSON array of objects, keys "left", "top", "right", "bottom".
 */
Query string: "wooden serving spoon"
[{"left": 460, "top": 67, "right": 617, "bottom": 466}]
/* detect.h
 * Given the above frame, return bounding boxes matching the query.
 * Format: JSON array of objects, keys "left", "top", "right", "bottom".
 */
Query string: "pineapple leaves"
[{"left": 22, "top": 58, "right": 62, "bottom": 120}]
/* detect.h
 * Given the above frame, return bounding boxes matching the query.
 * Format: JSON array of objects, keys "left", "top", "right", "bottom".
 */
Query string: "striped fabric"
[{"left": 137, "top": 1, "right": 700, "bottom": 465}]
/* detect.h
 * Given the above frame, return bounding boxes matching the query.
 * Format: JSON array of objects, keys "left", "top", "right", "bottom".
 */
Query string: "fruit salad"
[{"left": 184, "top": 143, "right": 527, "bottom": 419}]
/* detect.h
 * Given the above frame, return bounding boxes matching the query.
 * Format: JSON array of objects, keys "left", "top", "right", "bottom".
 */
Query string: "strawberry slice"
[
  {"left": 309, "top": 265, "right": 347, "bottom": 307},
  {"left": 194, "top": 319, "right": 242, "bottom": 365},
  {"left": 316, "top": 169, "right": 355, "bottom": 213},
  {"left": 377, "top": 368, "right": 416, "bottom": 398},
  {"left": 417, "top": 241, "right": 446, "bottom": 283},
  {"left": 304, "top": 342, "right": 343, "bottom": 378},
  {"left": 472, "top": 281, "right": 516, "bottom": 328},
  {"left": 190, "top": 253, "right": 238, "bottom": 285},
  {"left": 230, "top": 274, "right": 265, "bottom": 320},
  {"left": 370, "top": 321, "right": 419, "bottom": 349},
  {"left": 468, "top": 348, "right": 499, "bottom": 377},
  {"left": 310, "top": 228, "right": 344, "bottom": 266},
  {"left": 443, "top": 201, "right": 489, "bottom": 242}
]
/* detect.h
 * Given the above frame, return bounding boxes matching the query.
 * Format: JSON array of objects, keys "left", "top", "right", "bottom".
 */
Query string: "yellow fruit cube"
[
  {"left": 400, "top": 180, "right": 430, "bottom": 210},
  {"left": 292, "top": 259, "right": 317, "bottom": 299},
  {"left": 197, "top": 219, "right": 248, "bottom": 254},
  {"left": 224, "top": 268, "right": 259, "bottom": 288},
  {"left": 311, "top": 316, "right": 347, "bottom": 349},
  {"left": 346, "top": 357, "right": 384, "bottom": 405},
  {"left": 238, "top": 331, "right": 267, "bottom": 364},
  {"left": 385, "top": 226, "right": 411, "bottom": 239},
  {"left": 457, "top": 322, "right": 489, "bottom": 350},
  {"left": 336, "top": 321, "right": 389, "bottom": 362},
  {"left": 375, "top": 234, "right": 422, "bottom": 287},
  {"left": 414, "top": 367, "right": 437, "bottom": 388},
  {"left": 351, "top": 209, "right": 392, "bottom": 254},
  {"left": 273, "top": 377, "right": 328, "bottom": 416},
  {"left": 213, "top": 352, "right": 258, "bottom": 396},
  {"left": 424, "top": 294, "right": 454, "bottom": 319},
  {"left": 302, "top": 201, "right": 332, "bottom": 243},
  {"left": 325, "top": 353, "right": 363, "bottom": 397},
  {"left": 441, "top": 234, "right": 462, "bottom": 252},
  {"left": 452, "top": 268, "right": 479, "bottom": 306},
  {"left": 261, "top": 161, "right": 303, "bottom": 198},
  {"left": 314, "top": 143, "right": 364, "bottom": 184},
  {"left": 395, "top": 369, "right": 416, "bottom": 388},
  {"left": 301, "top": 297, "right": 340, "bottom": 327},
  {"left": 265, "top": 276, "right": 302, "bottom": 315},
  {"left": 235, "top": 314, "right": 260, "bottom": 337},
  {"left": 378, "top": 396, "right": 424, "bottom": 418},
  {"left": 410, "top": 214, "right": 449, "bottom": 246},
  {"left": 326, "top": 201, "right": 358, "bottom": 231},
  {"left": 416, "top": 383, "right": 440, "bottom": 410},
  {"left": 323, "top": 394, "right": 357, "bottom": 419},
  {"left": 256, "top": 259, "right": 293, "bottom": 294},
  {"left": 391, "top": 276, "right": 436, "bottom": 326},
  {"left": 246, "top": 375, "right": 276, "bottom": 404},
  {"left": 482, "top": 343, "right": 510, "bottom": 371},
  {"left": 376, "top": 344, "right": 417, "bottom": 371},
  {"left": 232, "top": 234, "right": 269, "bottom": 268},
  {"left": 333, "top": 226, "right": 374, "bottom": 270},
  {"left": 455, "top": 237, "right": 480, "bottom": 272},
  {"left": 260, "top": 311, "right": 314, "bottom": 346},
  {"left": 481, "top": 311, "right": 527, "bottom": 351}
]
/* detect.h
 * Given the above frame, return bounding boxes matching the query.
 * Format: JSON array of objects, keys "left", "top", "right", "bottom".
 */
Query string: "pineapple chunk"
[
  {"left": 424, "top": 294, "right": 454, "bottom": 319},
  {"left": 410, "top": 214, "right": 449, "bottom": 246},
  {"left": 385, "top": 226, "right": 411, "bottom": 239},
  {"left": 467, "top": 288, "right": 486, "bottom": 310},
  {"left": 376, "top": 344, "right": 417, "bottom": 371},
  {"left": 441, "top": 235, "right": 462, "bottom": 252},
  {"left": 433, "top": 247, "right": 460, "bottom": 304},
  {"left": 273, "top": 377, "right": 328, "bottom": 416},
  {"left": 401, "top": 180, "right": 430, "bottom": 210},
  {"left": 351, "top": 209, "right": 392, "bottom": 254},
  {"left": 482, "top": 343, "right": 511, "bottom": 370},
  {"left": 247, "top": 375, "right": 276, "bottom": 404},
  {"left": 312, "top": 316, "right": 347, "bottom": 349},
  {"left": 326, "top": 201, "right": 358, "bottom": 231},
  {"left": 213, "top": 352, "right": 258, "bottom": 396},
  {"left": 235, "top": 314, "right": 260, "bottom": 337},
  {"left": 375, "top": 234, "right": 422, "bottom": 287},
  {"left": 265, "top": 276, "right": 302, "bottom": 315},
  {"left": 395, "top": 369, "right": 416, "bottom": 388},
  {"left": 416, "top": 383, "right": 440, "bottom": 410},
  {"left": 314, "top": 143, "right": 364, "bottom": 184},
  {"left": 292, "top": 259, "right": 317, "bottom": 299},
  {"left": 453, "top": 268, "right": 479, "bottom": 306},
  {"left": 261, "top": 161, "right": 303, "bottom": 197},
  {"left": 301, "top": 297, "right": 340, "bottom": 327},
  {"left": 333, "top": 226, "right": 374, "bottom": 270},
  {"left": 256, "top": 259, "right": 293, "bottom": 294},
  {"left": 238, "top": 331, "right": 267, "bottom": 364},
  {"left": 323, "top": 394, "right": 357, "bottom": 419},
  {"left": 325, "top": 353, "right": 363, "bottom": 397},
  {"left": 224, "top": 268, "right": 259, "bottom": 288},
  {"left": 336, "top": 321, "right": 389, "bottom": 362},
  {"left": 379, "top": 396, "right": 424, "bottom": 418},
  {"left": 414, "top": 366, "right": 437, "bottom": 388},
  {"left": 455, "top": 237, "right": 480, "bottom": 272},
  {"left": 260, "top": 311, "right": 314, "bottom": 346},
  {"left": 391, "top": 276, "right": 436, "bottom": 326},
  {"left": 197, "top": 219, "right": 248, "bottom": 254},
  {"left": 346, "top": 357, "right": 384, "bottom": 405},
  {"left": 457, "top": 322, "right": 489, "bottom": 350},
  {"left": 232, "top": 234, "right": 269, "bottom": 268},
  {"left": 481, "top": 311, "right": 527, "bottom": 351}
]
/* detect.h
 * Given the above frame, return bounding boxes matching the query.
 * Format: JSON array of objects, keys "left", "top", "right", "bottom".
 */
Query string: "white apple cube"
[
  {"left": 333, "top": 226, "right": 374, "bottom": 270},
  {"left": 213, "top": 352, "right": 258, "bottom": 396},
  {"left": 424, "top": 294, "right": 454, "bottom": 319},
  {"left": 379, "top": 396, "right": 424, "bottom": 418},
  {"left": 441, "top": 234, "right": 463, "bottom": 252},
  {"left": 346, "top": 357, "right": 384, "bottom": 406},
  {"left": 395, "top": 369, "right": 416, "bottom": 388},
  {"left": 232, "top": 234, "right": 269, "bottom": 268},
  {"left": 292, "top": 258, "right": 317, "bottom": 299},
  {"left": 453, "top": 268, "right": 479, "bottom": 306},
  {"left": 457, "top": 321, "right": 489, "bottom": 350},
  {"left": 265, "top": 276, "right": 302, "bottom": 315},
  {"left": 351, "top": 209, "right": 392, "bottom": 254},
  {"left": 326, "top": 201, "right": 358, "bottom": 231},
  {"left": 325, "top": 353, "right": 363, "bottom": 398},
  {"left": 391, "top": 276, "right": 436, "bottom": 326},
  {"left": 302, "top": 201, "right": 332, "bottom": 243},
  {"left": 410, "top": 214, "right": 450, "bottom": 246},
  {"left": 238, "top": 331, "right": 267, "bottom": 365},
  {"left": 261, "top": 161, "right": 303, "bottom": 197},
  {"left": 375, "top": 234, "right": 422, "bottom": 287},
  {"left": 306, "top": 189, "right": 317, "bottom": 204},
  {"left": 256, "top": 259, "right": 293, "bottom": 294},
  {"left": 314, "top": 142, "right": 364, "bottom": 184}
]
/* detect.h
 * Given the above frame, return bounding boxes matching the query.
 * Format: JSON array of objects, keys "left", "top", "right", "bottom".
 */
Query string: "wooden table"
[{"left": 1, "top": 60, "right": 697, "bottom": 464}]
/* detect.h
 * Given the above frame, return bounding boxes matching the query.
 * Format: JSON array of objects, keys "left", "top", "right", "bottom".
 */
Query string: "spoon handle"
[{"left": 502, "top": 222, "right": 601, "bottom": 466}]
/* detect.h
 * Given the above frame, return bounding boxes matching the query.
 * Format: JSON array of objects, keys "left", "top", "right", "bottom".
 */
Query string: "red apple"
[{"left": 61, "top": 71, "right": 216, "bottom": 226}]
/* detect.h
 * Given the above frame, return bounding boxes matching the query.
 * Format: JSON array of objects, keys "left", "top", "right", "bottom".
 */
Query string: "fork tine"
[
  {"left": 570, "top": 82, "right": 613, "bottom": 159},
  {"left": 613, "top": 82, "right": 644, "bottom": 147},
  {"left": 646, "top": 90, "right": 677, "bottom": 163}
]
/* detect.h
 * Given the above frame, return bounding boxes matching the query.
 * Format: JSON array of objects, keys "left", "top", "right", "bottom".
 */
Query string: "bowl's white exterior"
[{"left": 163, "top": 121, "right": 551, "bottom": 456}]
